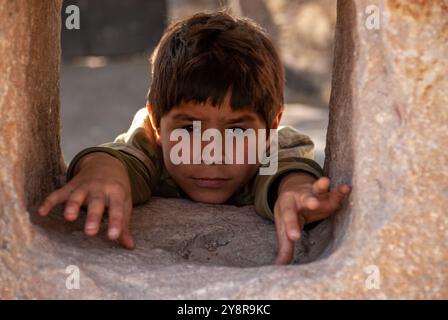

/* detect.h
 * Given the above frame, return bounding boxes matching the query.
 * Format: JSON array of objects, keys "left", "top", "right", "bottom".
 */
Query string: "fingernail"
[
  {"left": 306, "top": 198, "right": 319, "bottom": 209},
  {"left": 290, "top": 230, "right": 301, "bottom": 240},
  {"left": 66, "top": 206, "right": 76, "bottom": 214},
  {"left": 86, "top": 222, "right": 97, "bottom": 230},
  {"left": 108, "top": 228, "right": 120, "bottom": 238}
]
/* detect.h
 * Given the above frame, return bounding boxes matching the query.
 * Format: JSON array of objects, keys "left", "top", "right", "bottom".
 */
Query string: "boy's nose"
[
  {"left": 194, "top": 141, "right": 225, "bottom": 165},
  {"left": 199, "top": 143, "right": 250, "bottom": 165}
]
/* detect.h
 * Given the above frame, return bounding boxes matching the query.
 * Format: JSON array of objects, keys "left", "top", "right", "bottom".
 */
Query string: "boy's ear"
[
  {"left": 264, "top": 108, "right": 283, "bottom": 150},
  {"left": 146, "top": 101, "right": 162, "bottom": 146},
  {"left": 270, "top": 108, "right": 283, "bottom": 130}
]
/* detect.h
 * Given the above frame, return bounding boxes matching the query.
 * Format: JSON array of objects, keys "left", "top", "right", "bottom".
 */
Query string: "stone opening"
[
  {"left": 0, "top": 0, "right": 446, "bottom": 299},
  {"left": 57, "top": 0, "right": 337, "bottom": 268}
]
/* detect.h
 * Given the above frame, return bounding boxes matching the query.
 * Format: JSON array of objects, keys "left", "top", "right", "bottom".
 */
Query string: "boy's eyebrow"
[
  {"left": 225, "top": 115, "right": 257, "bottom": 123},
  {"left": 171, "top": 114, "right": 201, "bottom": 121},
  {"left": 171, "top": 113, "right": 257, "bottom": 123}
]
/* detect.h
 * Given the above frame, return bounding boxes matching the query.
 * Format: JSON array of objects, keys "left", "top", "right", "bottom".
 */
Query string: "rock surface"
[{"left": 1, "top": 0, "right": 447, "bottom": 299}]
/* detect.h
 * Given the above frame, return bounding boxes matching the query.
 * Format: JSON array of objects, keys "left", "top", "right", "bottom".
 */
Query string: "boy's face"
[{"left": 155, "top": 97, "right": 281, "bottom": 204}]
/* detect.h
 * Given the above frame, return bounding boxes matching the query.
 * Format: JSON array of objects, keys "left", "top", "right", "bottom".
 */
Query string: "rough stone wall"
[
  {"left": 0, "top": 0, "right": 446, "bottom": 299},
  {"left": 323, "top": 0, "right": 448, "bottom": 297},
  {"left": 0, "top": 0, "right": 66, "bottom": 298}
]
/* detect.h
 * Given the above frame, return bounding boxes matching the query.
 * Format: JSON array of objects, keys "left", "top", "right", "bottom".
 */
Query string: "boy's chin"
[{"left": 186, "top": 190, "right": 233, "bottom": 205}]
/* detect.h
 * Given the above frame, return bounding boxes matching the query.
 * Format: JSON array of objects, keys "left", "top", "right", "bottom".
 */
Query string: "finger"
[
  {"left": 284, "top": 209, "right": 302, "bottom": 241},
  {"left": 119, "top": 228, "right": 135, "bottom": 250},
  {"left": 304, "top": 211, "right": 334, "bottom": 224},
  {"left": 84, "top": 195, "right": 107, "bottom": 236},
  {"left": 339, "top": 184, "right": 352, "bottom": 194},
  {"left": 329, "top": 184, "right": 352, "bottom": 204},
  {"left": 301, "top": 192, "right": 320, "bottom": 211},
  {"left": 84, "top": 194, "right": 106, "bottom": 236},
  {"left": 295, "top": 189, "right": 320, "bottom": 211},
  {"left": 274, "top": 220, "right": 295, "bottom": 265},
  {"left": 303, "top": 184, "right": 351, "bottom": 224},
  {"left": 107, "top": 194, "right": 125, "bottom": 240},
  {"left": 37, "top": 184, "right": 76, "bottom": 216},
  {"left": 279, "top": 196, "right": 302, "bottom": 240},
  {"left": 274, "top": 197, "right": 297, "bottom": 265},
  {"left": 118, "top": 201, "right": 135, "bottom": 250},
  {"left": 312, "top": 177, "right": 330, "bottom": 195},
  {"left": 64, "top": 188, "right": 88, "bottom": 221}
]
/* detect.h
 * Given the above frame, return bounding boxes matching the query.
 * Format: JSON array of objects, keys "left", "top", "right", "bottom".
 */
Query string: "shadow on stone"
[{"left": 30, "top": 197, "right": 333, "bottom": 268}]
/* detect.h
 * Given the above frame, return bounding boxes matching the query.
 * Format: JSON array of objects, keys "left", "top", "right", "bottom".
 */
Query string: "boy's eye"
[
  {"left": 180, "top": 125, "right": 247, "bottom": 134},
  {"left": 181, "top": 124, "right": 200, "bottom": 133},
  {"left": 228, "top": 127, "right": 247, "bottom": 134}
]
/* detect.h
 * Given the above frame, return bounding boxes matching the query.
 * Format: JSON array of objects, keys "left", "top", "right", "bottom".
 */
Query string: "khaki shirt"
[{"left": 66, "top": 108, "right": 323, "bottom": 221}]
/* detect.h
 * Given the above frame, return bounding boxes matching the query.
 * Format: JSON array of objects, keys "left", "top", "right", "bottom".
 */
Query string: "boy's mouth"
[{"left": 192, "top": 177, "right": 230, "bottom": 188}]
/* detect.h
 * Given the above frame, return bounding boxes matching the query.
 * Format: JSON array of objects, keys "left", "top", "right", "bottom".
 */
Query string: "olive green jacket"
[{"left": 66, "top": 108, "right": 323, "bottom": 221}]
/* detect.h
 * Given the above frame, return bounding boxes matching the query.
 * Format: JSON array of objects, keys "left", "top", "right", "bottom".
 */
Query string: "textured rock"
[
  {"left": 1, "top": 0, "right": 447, "bottom": 299},
  {"left": 0, "top": 0, "right": 66, "bottom": 298},
  {"left": 323, "top": 0, "right": 448, "bottom": 298}
]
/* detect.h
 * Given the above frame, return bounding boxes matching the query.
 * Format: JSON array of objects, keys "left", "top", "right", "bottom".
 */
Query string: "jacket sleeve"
[
  {"left": 66, "top": 108, "right": 161, "bottom": 206},
  {"left": 253, "top": 126, "right": 324, "bottom": 221}
]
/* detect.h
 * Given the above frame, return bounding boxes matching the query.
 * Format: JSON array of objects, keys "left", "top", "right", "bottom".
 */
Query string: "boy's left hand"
[{"left": 273, "top": 173, "right": 351, "bottom": 265}]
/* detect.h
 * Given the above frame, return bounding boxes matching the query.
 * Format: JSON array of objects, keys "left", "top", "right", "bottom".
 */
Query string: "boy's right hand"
[{"left": 37, "top": 152, "right": 135, "bottom": 250}]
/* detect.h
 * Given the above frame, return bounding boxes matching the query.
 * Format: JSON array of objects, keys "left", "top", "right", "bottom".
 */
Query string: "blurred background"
[{"left": 61, "top": 0, "right": 336, "bottom": 166}]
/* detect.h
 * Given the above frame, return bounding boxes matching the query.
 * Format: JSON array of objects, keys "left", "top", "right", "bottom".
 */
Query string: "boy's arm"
[
  {"left": 39, "top": 148, "right": 137, "bottom": 249},
  {"left": 66, "top": 146, "right": 152, "bottom": 205},
  {"left": 66, "top": 107, "right": 161, "bottom": 206},
  {"left": 273, "top": 172, "right": 350, "bottom": 265},
  {"left": 253, "top": 157, "right": 323, "bottom": 221},
  {"left": 253, "top": 126, "right": 323, "bottom": 221},
  {"left": 38, "top": 108, "right": 159, "bottom": 250},
  {"left": 252, "top": 127, "right": 351, "bottom": 265}
]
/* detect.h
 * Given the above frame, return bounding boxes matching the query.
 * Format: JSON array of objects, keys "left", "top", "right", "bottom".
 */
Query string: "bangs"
[{"left": 172, "top": 51, "right": 260, "bottom": 112}]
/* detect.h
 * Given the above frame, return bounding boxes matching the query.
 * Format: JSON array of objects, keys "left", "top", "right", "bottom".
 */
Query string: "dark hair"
[{"left": 147, "top": 11, "right": 284, "bottom": 127}]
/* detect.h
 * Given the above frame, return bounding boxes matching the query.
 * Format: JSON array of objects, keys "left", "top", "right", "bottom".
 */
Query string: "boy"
[{"left": 37, "top": 12, "right": 350, "bottom": 265}]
